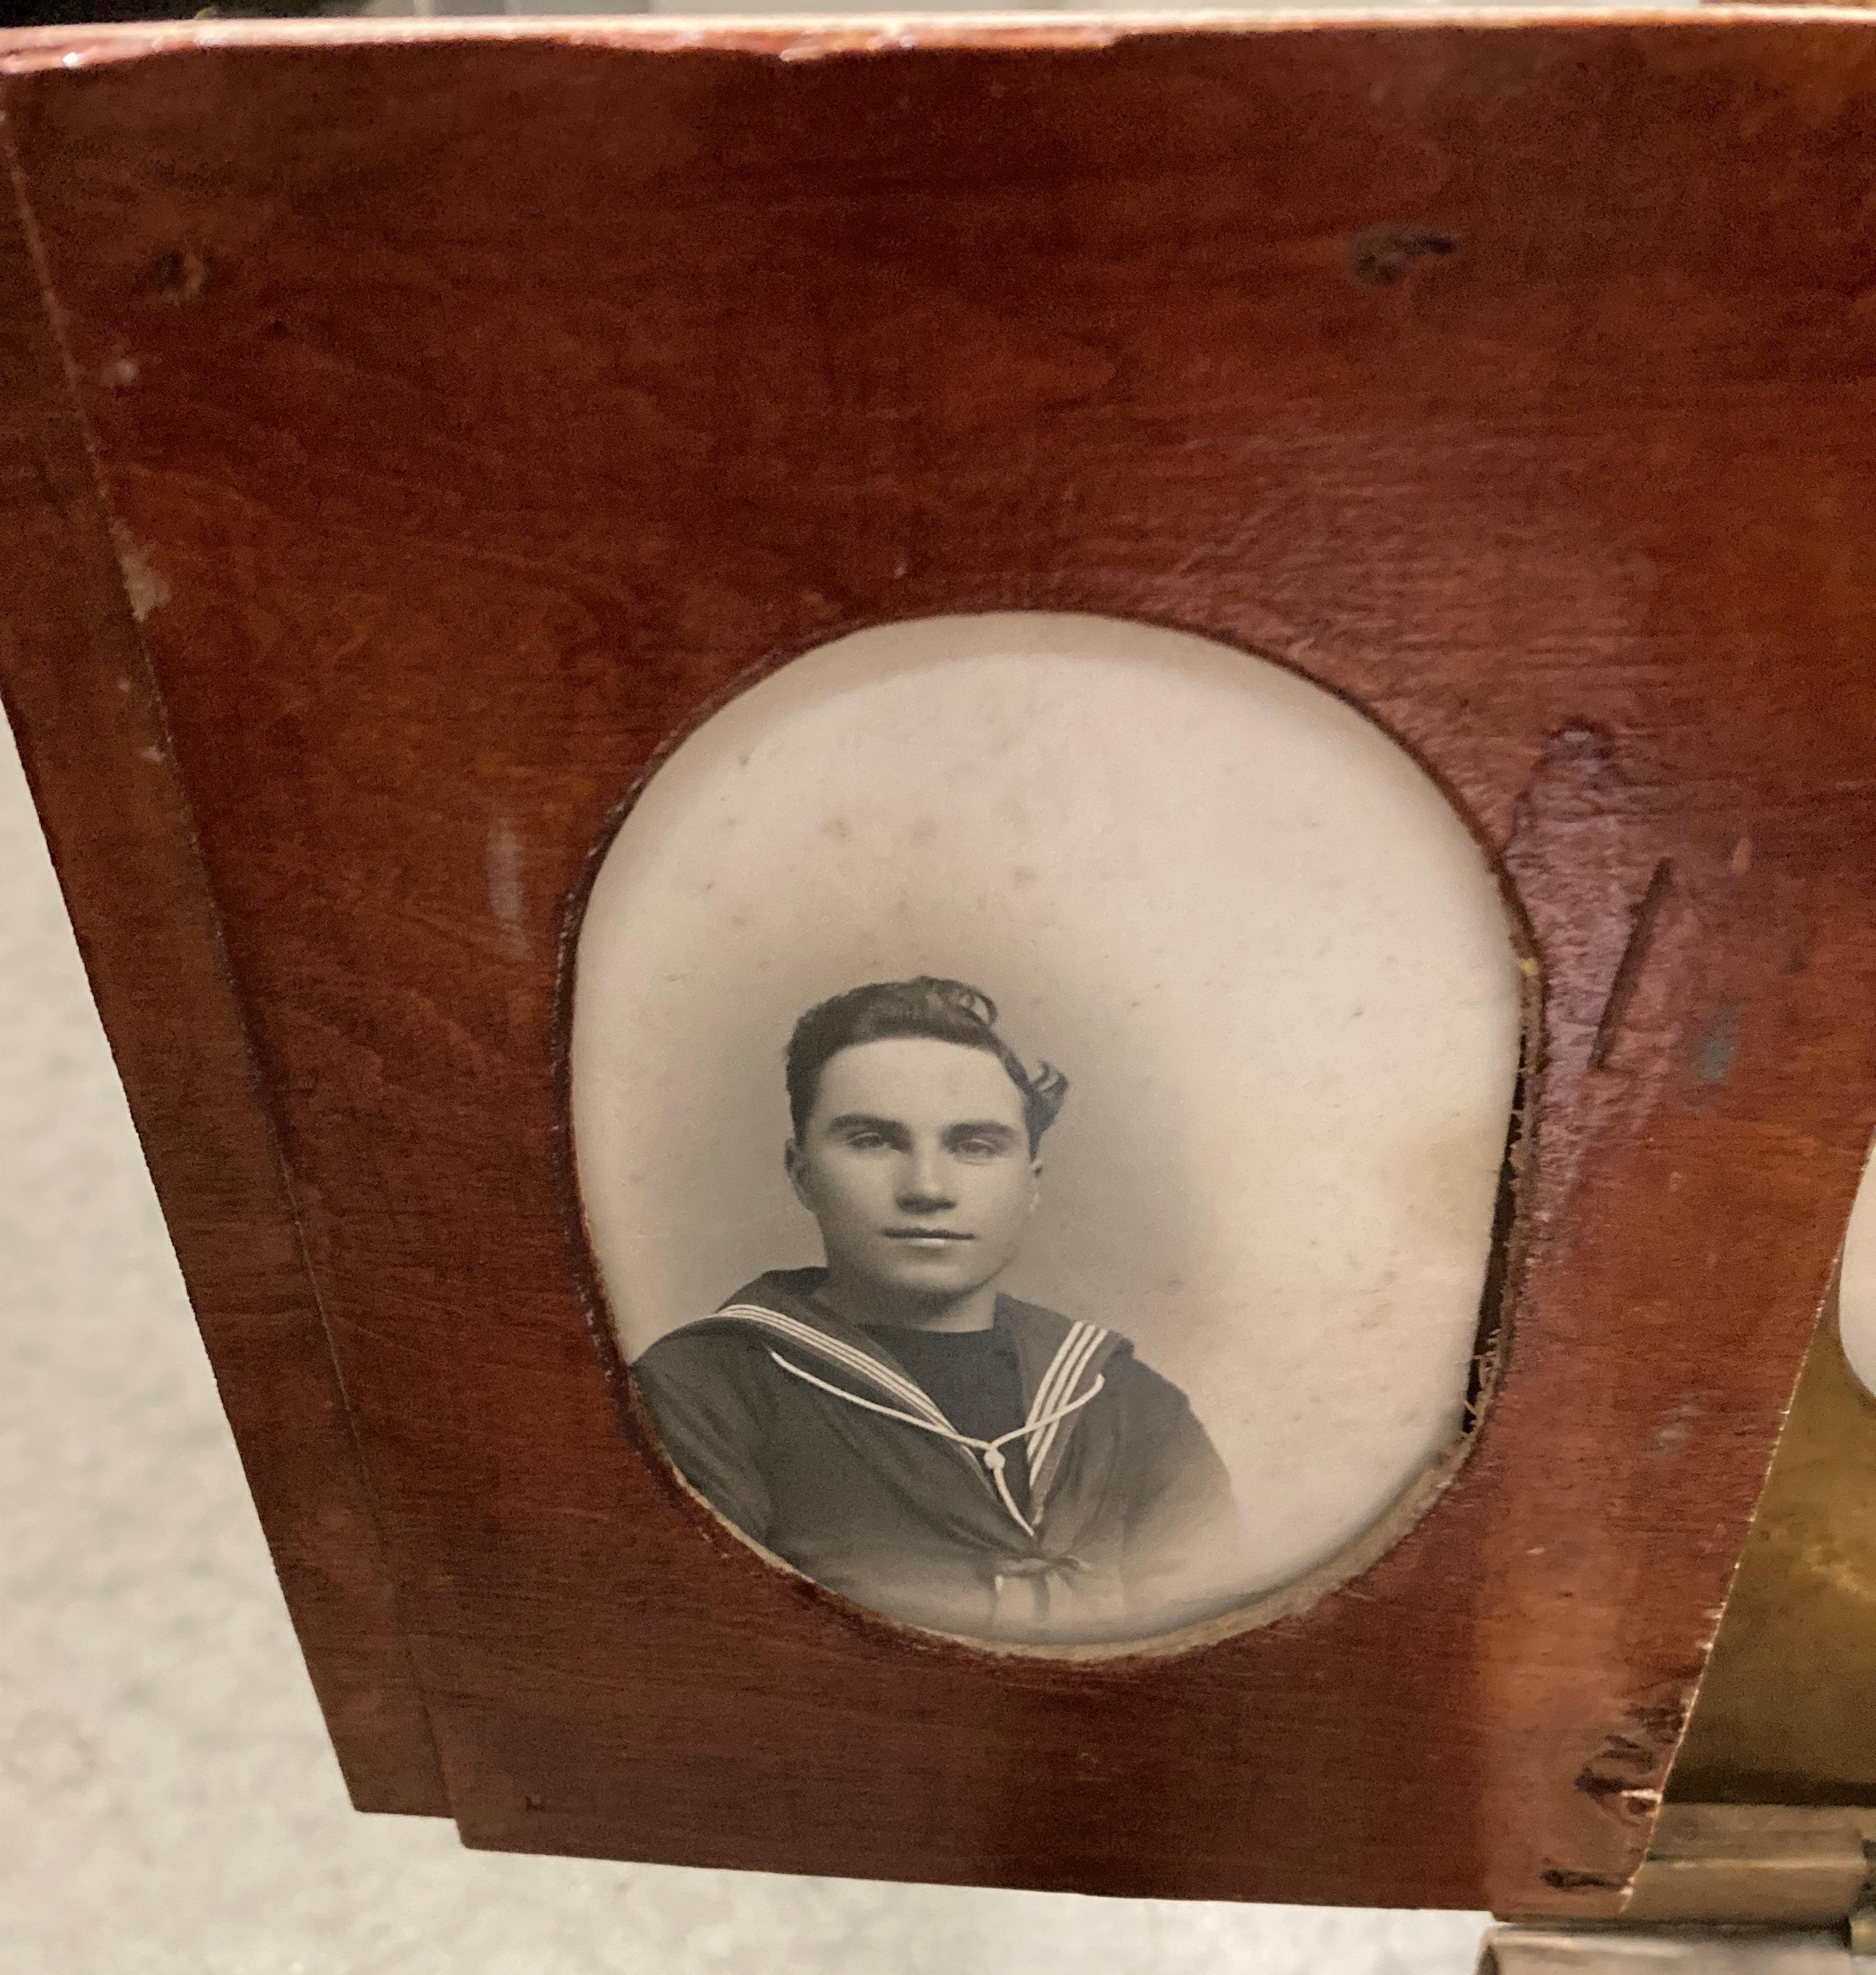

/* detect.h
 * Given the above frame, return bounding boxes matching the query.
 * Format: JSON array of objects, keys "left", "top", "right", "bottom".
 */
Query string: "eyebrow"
[{"left": 820, "top": 1114, "right": 1022, "bottom": 1144}]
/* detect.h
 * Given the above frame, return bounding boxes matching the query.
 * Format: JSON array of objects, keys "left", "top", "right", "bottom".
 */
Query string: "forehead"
[{"left": 808, "top": 1037, "right": 1027, "bottom": 1128}]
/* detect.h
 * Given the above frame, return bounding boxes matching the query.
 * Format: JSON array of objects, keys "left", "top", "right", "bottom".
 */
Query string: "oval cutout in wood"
[
  {"left": 570, "top": 612, "right": 1525, "bottom": 1647},
  {"left": 1840, "top": 1141, "right": 1876, "bottom": 1400}
]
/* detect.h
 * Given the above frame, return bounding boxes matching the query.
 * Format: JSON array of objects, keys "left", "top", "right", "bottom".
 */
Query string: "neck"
[{"left": 816, "top": 1265, "right": 1000, "bottom": 1334}]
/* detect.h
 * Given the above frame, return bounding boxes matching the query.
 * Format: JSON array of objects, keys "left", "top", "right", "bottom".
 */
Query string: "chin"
[
  {"left": 867, "top": 1258, "right": 991, "bottom": 1299},
  {"left": 880, "top": 1268, "right": 976, "bottom": 1297}
]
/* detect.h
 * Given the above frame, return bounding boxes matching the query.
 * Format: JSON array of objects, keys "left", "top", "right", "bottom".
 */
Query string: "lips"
[{"left": 883, "top": 1228, "right": 974, "bottom": 1242}]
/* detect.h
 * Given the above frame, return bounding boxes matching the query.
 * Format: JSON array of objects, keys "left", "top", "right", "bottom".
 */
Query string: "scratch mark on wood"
[
  {"left": 487, "top": 815, "right": 529, "bottom": 963},
  {"left": 1574, "top": 1764, "right": 1664, "bottom": 1808},
  {"left": 107, "top": 518, "right": 170, "bottom": 621},
  {"left": 1589, "top": 858, "right": 1672, "bottom": 1071}
]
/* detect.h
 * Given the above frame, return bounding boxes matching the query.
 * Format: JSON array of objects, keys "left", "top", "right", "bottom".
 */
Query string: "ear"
[{"left": 784, "top": 1138, "right": 814, "bottom": 1211}]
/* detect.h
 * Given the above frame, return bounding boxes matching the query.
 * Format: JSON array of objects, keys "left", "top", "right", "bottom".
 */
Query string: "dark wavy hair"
[{"left": 785, "top": 977, "right": 1068, "bottom": 1154}]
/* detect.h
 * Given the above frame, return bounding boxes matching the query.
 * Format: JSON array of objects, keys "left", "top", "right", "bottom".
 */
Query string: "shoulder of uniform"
[
  {"left": 632, "top": 1316, "right": 778, "bottom": 1374},
  {"left": 997, "top": 1296, "right": 1142, "bottom": 1367},
  {"left": 1102, "top": 1348, "right": 1200, "bottom": 1418}
]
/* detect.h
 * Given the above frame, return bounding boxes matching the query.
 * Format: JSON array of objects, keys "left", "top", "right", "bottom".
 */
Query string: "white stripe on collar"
[
  {"left": 1030, "top": 1322, "right": 1109, "bottom": 1492},
  {"left": 703, "top": 1299, "right": 1112, "bottom": 1533},
  {"left": 712, "top": 1303, "right": 947, "bottom": 1426},
  {"left": 1027, "top": 1320, "right": 1092, "bottom": 1433}
]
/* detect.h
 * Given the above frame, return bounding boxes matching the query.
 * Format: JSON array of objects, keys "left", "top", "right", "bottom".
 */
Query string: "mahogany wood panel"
[
  {"left": 3, "top": 16, "right": 1875, "bottom": 1914},
  {"left": 0, "top": 156, "right": 446, "bottom": 1819}
]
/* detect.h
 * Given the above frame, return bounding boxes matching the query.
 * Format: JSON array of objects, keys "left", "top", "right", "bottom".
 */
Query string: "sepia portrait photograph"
[{"left": 570, "top": 612, "right": 1524, "bottom": 1650}]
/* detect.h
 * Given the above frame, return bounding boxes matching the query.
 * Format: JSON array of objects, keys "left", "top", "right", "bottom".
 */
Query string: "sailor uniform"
[
  {"left": 857, "top": 1320, "right": 1034, "bottom": 1515},
  {"left": 633, "top": 1268, "right": 1246, "bottom": 1644}
]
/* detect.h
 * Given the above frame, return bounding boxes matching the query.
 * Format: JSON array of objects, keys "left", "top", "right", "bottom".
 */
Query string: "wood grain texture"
[
  {"left": 0, "top": 148, "right": 447, "bottom": 1818},
  {"left": 2, "top": 16, "right": 1875, "bottom": 1914}
]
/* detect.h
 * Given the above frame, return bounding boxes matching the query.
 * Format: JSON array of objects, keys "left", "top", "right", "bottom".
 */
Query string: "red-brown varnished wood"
[
  {"left": 2, "top": 16, "right": 1874, "bottom": 1914},
  {"left": 0, "top": 155, "right": 447, "bottom": 1818}
]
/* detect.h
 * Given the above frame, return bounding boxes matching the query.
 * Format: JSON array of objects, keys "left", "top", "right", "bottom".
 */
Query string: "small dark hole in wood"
[{"left": 150, "top": 248, "right": 212, "bottom": 304}]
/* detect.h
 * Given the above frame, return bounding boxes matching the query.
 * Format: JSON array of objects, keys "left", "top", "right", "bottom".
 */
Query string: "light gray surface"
[
  {"left": 1479, "top": 1928, "right": 1856, "bottom": 1975},
  {"left": 0, "top": 710, "right": 1488, "bottom": 1971}
]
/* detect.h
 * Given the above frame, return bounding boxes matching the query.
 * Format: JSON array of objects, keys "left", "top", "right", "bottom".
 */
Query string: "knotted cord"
[{"left": 765, "top": 1348, "right": 1106, "bottom": 1537}]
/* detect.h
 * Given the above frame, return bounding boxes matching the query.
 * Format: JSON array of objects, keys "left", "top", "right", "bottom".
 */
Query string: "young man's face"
[{"left": 786, "top": 1036, "right": 1040, "bottom": 1309}]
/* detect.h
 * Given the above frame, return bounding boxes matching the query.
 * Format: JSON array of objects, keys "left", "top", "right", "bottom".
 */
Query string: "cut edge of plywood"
[
  {"left": 4, "top": 7, "right": 1876, "bottom": 75},
  {"left": 0, "top": 141, "right": 450, "bottom": 1820}
]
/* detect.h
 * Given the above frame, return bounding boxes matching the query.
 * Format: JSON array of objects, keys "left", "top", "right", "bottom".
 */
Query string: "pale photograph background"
[
  {"left": 573, "top": 612, "right": 1524, "bottom": 1600},
  {"left": 1841, "top": 1149, "right": 1876, "bottom": 1399},
  {"left": 0, "top": 710, "right": 1499, "bottom": 1968}
]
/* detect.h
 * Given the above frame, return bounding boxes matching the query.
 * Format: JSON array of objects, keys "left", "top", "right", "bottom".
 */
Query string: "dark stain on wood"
[
  {"left": 1694, "top": 1002, "right": 1744, "bottom": 1085},
  {"left": 1348, "top": 225, "right": 1459, "bottom": 286},
  {"left": 1542, "top": 1866, "right": 1627, "bottom": 1893}
]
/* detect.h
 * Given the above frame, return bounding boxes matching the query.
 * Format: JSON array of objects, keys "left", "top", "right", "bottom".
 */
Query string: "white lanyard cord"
[{"left": 765, "top": 1349, "right": 1106, "bottom": 1538}]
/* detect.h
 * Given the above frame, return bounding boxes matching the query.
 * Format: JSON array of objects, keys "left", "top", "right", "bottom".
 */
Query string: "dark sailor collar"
[{"left": 684, "top": 1268, "right": 1116, "bottom": 1534}]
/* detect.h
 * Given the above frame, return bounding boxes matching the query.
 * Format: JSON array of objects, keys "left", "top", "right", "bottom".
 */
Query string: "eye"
[
  {"left": 842, "top": 1129, "right": 890, "bottom": 1151},
  {"left": 955, "top": 1135, "right": 1008, "bottom": 1160}
]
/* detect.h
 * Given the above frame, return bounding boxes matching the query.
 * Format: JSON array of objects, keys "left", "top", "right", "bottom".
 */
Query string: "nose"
[{"left": 896, "top": 1145, "right": 956, "bottom": 1213}]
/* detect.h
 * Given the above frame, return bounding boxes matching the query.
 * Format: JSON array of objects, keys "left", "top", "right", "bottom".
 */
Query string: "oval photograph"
[{"left": 570, "top": 612, "right": 1524, "bottom": 1650}]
